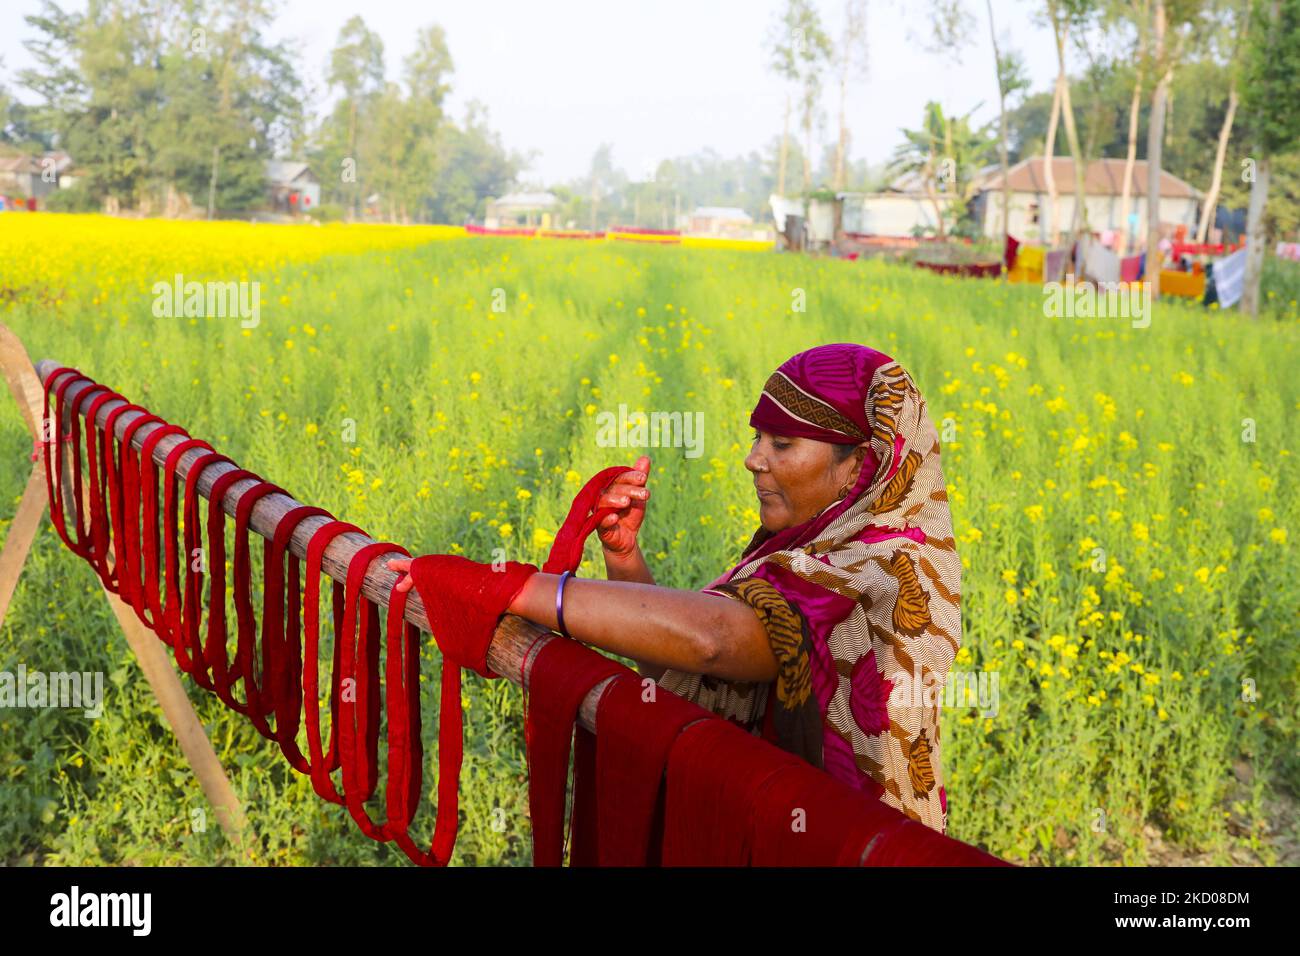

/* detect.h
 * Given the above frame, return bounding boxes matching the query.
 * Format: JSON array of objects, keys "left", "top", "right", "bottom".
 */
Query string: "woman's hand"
[
  {"left": 595, "top": 455, "right": 651, "bottom": 558},
  {"left": 387, "top": 557, "right": 414, "bottom": 593}
]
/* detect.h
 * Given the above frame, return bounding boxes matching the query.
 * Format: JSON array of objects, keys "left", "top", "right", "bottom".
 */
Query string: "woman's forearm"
[
  {"left": 600, "top": 545, "right": 662, "bottom": 678},
  {"left": 506, "top": 573, "right": 777, "bottom": 682},
  {"left": 602, "top": 542, "right": 655, "bottom": 584}
]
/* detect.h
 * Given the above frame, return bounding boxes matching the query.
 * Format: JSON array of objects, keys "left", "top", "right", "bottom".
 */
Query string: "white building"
[
  {"left": 840, "top": 192, "right": 943, "bottom": 237},
  {"left": 684, "top": 205, "right": 753, "bottom": 237},
  {"left": 972, "top": 156, "right": 1201, "bottom": 242},
  {"left": 485, "top": 192, "right": 559, "bottom": 228}
]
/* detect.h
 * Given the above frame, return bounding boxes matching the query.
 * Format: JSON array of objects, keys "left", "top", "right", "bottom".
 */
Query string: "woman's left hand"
[{"left": 387, "top": 557, "right": 414, "bottom": 593}]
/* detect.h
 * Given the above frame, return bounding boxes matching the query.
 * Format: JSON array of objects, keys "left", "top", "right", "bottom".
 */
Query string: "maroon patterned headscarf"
[
  {"left": 749, "top": 343, "right": 891, "bottom": 449},
  {"left": 732, "top": 343, "right": 893, "bottom": 569}
]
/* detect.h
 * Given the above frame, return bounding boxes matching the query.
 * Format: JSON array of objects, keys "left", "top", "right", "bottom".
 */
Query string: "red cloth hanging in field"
[
  {"left": 518, "top": 466, "right": 632, "bottom": 866},
  {"left": 260, "top": 505, "right": 330, "bottom": 767},
  {"left": 747, "top": 759, "right": 911, "bottom": 866},
  {"left": 660, "top": 712, "right": 1014, "bottom": 867},
  {"left": 302, "top": 519, "right": 359, "bottom": 803},
  {"left": 405, "top": 555, "right": 537, "bottom": 679},
  {"left": 1004, "top": 233, "right": 1020, "bottom": 271},
  {"left": 401, "top": 465, "right": 629, "bottom": 865},
  {"left": 160, "top": 437, "right": 213, "bottom": 674},
  {"left": 81, "top": 387, "right": 123, "bottom": 585},
  {"left": 42, "top": 368, "right": 564, "bottom": 863},
  {"left": 864, "top": 815, "right": 1010, "bottom": 865},
  {"left": 137, "top": 423, "right": 189, "bottom": 627},
  {"left": 660, "top": 717, "right": 805, "bottom": 865},
  {"left": 337, "top": 541, "right": 405, "bottom": 837},
  {"left": 571, "top": 673, "right": 716, "bottom": 866},
  {"left": 520, "top": 635, "right": 626, "bottom": 866}
]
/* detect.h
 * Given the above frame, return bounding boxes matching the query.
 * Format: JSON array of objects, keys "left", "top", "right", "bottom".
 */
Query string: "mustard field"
[{"left": 0, "top": 213, "right": 1296, "bottom": 865}]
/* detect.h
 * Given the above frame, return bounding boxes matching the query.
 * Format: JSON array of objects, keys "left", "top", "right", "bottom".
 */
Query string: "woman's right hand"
[{"left": 595, "top": 455, "right": 651, "bottom": 558}]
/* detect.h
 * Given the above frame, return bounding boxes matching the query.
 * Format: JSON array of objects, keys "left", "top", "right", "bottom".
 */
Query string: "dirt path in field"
[{"left": 1142, "top": 763, "right": 1300, "bottom": 867}]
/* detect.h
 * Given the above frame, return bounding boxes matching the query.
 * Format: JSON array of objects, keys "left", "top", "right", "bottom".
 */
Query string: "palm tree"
[{"left": 890, "top": 101, "right": 994, "bottom": 238}]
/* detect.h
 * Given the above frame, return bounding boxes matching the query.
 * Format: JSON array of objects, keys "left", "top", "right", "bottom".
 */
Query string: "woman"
[{"left": 393, "top": 343, "right": 961, "bottom": 834}]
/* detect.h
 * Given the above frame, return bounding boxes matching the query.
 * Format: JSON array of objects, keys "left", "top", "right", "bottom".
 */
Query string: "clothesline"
[{"left": 32, "top": 359, "right": 600, "bottom": 726}]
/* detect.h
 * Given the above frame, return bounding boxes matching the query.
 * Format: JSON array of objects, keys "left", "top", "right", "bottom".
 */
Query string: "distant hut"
[{"left": 266, "top": 161, "right": 321, "bottom": 214}]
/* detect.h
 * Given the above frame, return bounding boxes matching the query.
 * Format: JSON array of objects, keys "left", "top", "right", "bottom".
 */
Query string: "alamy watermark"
[
  {"left": 1043, "top": 275, "right": 1151, "bottom": 329},
  {"left": 152, "top": 273, "right": 260, "bottom": 328},
  {"left": 890, "top": 667, "right": 1000, "bottom": 718},
  {"left": 50, "top": 886, "right": 151, "bottom": 936},
  {"left": 0, "top": 666, "right": 104, "bottom": 718},
  {"left": 595, "top": 404, "right": 704, "bottom": 459}
]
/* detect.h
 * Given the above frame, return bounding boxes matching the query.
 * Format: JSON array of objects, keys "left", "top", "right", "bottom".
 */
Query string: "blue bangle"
[{"left": 555, "top": 570, "right": 574, "bottom": 638}]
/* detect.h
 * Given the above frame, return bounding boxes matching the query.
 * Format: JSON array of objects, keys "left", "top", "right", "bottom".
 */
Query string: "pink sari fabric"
[{"left": 673, "top": 343, "right": 964, "bottom": 834}]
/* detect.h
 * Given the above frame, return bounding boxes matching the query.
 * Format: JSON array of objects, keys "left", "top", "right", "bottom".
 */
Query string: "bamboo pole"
[
  {"left": 0, "top": 464, "right": 46, "bottom": 629},
  {"left": 35, "top": 360, "right": 608, "bottom": 731},
  {"left": 0, "top": 326, "right": 51, "bottom": 631}
]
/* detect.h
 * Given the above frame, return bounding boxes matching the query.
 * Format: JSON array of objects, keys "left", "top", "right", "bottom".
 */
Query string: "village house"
[
  {"left": 838, "top": 156, "right": 1201, "bottom": 242},
  {"left": 683, "top": 205, "right": 753, "bottom": 237},
  {"left": 0, "top": 152, "right": 61, "bottom": 204},
  {"left": 970, "top": 157, "right": 1201, "bottom": 242},
  {"left": 484, "top": 191, "right": 559, "bottom": 229},
  {"left": 265, "top": 160, "right": 321, "bottom": 214}
]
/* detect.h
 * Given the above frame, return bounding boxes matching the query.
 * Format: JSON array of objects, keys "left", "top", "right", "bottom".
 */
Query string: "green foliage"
[
  {"left": 422, "top": 104, "right": 523, "bottom": 225},
  {"left": 42, "top": 183, "right": 99, "bottom": 213},
  {"left": 1, "top": 229, "right": 1296, "bottom": 865},
  {"left": 313, "top": 20, "right": 494, "bottom": 223},
  {"left": 997, "top": 0, "right": 1299, "bottom": 240},
  {"left": 312, "top": 202, "right": 346, "bottom": 223},
  {"left": 890, "top": 100, "right": 996, "bottom": 236},
  {"left": 1239, "top": 0, "right": 1300, "bottom": 157},
  {"left": 20, "top": 0, "right": 302, "bottom": 214},
  {"left": 15, "top": 4, "right": 516, "bottom": 223}
]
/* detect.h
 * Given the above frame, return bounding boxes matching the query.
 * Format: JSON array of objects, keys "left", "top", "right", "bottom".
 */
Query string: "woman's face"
[{"left": 747, "top": 428, "right": 867, "bottom": 531}]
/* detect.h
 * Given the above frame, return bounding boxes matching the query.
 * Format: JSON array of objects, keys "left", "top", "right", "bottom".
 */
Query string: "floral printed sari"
[{"left": 657, "top": 344, "right": 962, "bottom": 834}]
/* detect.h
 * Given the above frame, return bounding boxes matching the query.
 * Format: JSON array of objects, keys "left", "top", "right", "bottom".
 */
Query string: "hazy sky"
[{"left": 1, "top": 0, "right": 1068, "bottom": 184}]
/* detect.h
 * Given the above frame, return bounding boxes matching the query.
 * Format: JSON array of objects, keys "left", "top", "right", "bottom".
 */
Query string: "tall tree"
[
  {"left": 832, "top": 0, "right": 870, "bottom": 191},
  {"left": 21, "top": 0, "right": 299, "bottom": 215},
  {"left": 328, "top": 16, "right": 385, "bottom": 220},
  {"left": 1144, "top": 0, "right": 1208, "bottom": 297},
  {"left": 1111, "top": 0, "right": 1150, "bottom": 255},
  {"left": 1045, "top": 0, "right": 1096, "bottom": 237},
  {"left": 1195, "top": 0, "right": 1250, "bottom": 241},
  {"left": 584, "top": 143, "right": 620, "bottom": 230},
  {"left": 1239, "top": 0, "right": 1300, "bottom": 316},
  {"left": 1146, "top": 0, "right": 1173, "bottom": 296},
  {"left": 427, "top": 101, "right": 524, "bottom": 225},
  {"left": 396, "top": 24, "right": 454, "bottom": 221},
  {"left": 201, "top": 0, "right": 301, "bottom": 218},
  {"left": 765, "top": 2, "right": 806, "bottom": 196},
  {"left": 22, "top": 0, "right": 160, "bottom": 209},
  {"left": 986, "top": 1, "right": 1030, "bottom": 245},
  {"left": 793, "top": 4, "right": 834, "bottom": 192},
  {"left": 1042, "top": 74, "right": 1063, "bottom": 242}
]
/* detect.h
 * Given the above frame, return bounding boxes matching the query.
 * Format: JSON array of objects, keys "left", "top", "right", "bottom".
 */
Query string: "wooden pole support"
[
  {"left": 0, "top": 464, "right": 47, "bottom": 630},
  {"left": 0, "top": 323, "right": 50, "bottom": 631},
  {"left": 96, "top": 567, "right": 254, "bottom": 851}
]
